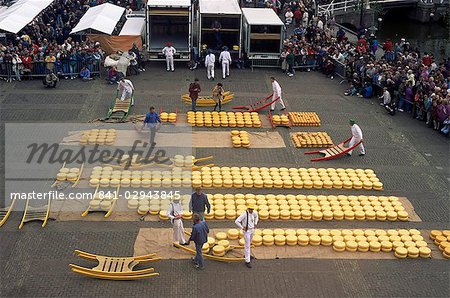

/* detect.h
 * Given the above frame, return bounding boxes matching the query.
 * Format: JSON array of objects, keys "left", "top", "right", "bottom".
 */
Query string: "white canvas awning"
[
  {"left": 119, "top": 17, "right": 145, "bottom": 36},
  {"left": 242, "top": 8, "right": 284, "bottom": 26},
  {"left": 147, "top": 0, "right": 191, "bottom": 7},
  {"left": 0, "top": 0, "right": 54, "bottom": 34},
  {"left": 70, "top": 3, "right": 125, "bottom": 35},
  {"left": 199, "top": 0, "right": 241, "bottom": 15}
]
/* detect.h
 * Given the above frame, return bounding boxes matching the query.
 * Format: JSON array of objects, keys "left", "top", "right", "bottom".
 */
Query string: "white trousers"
[
  {"left": 243, "top": 229, "right": 254, "bottom": 263},
  {"left": 222, "top": 61, "right": 229, "bottom": 78},
  {"left": 172, "top": 219, "right": 186, "bottom": 244},
  {"left": 207, "top": 64, "right": 215, "bottom": 79},
  {"left": 166, "top": 56, "right": 174, "bottom": 71},
  {"left": 348, "top": 137, "right": 365, "bottom": 155},
  {"left": 121, "top": 90, "right": 132, "bottom": 101},
  {"left": 271, "top": 93, "right": 286, "bottom": 110}
]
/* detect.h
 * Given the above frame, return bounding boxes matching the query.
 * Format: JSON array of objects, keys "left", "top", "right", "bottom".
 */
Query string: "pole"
[{"left": 359, "top": 0, "right": 364, "bottom": 30}]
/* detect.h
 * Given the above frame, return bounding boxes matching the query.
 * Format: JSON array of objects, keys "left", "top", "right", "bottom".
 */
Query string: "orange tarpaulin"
[{"left": 87, "top": 34, "right": 142, "bottom": 55}]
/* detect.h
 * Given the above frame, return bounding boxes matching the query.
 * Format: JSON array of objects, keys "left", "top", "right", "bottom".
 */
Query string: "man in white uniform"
[
  {"left": 347, "top": 119, "right": 365, "bottom": 156},
  {"left": 219, "top": 46, "right": 231, "bottom": 79},
  {"left": 235, "top": 205, "right": 259, "bottom": 268},
  {"left": 162, "top": 42, "right": 176, "bottom": 72},
  {"left": 205, "top": 50, "right": 216, "bottom": 80},
  {"left": 270, "top": 77, "right": 286, "bottom": 111},
  {"left": 167, "top": 197, "right": 188, "bottom": 245},
  {"left": 117, "top": 78, "right": 135, "bottom": 105}
]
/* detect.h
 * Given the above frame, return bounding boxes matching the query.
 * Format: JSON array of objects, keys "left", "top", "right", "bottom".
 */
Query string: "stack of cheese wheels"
[
  {"left": 88, "top": 191, "right": 113, "bottom": 213},
  {"left": 231, "top": 130, "right": 250, "bottom": 148},
  {"left": 288, "top": 112, "right": 321, "bottom": 126},
  {"left": 57, "top": 167, "right": 80, "bottom": 182},
  {"left": 272, "top": 115, "right": 281, "bottom": 125},
  {"left": 430, "top": 230, "right": 450, "bottom": 259},
  {"left": 204, "top": 228, "right": 430, "bottom": 259},
  {"left": 197, "top": 193, "right": 405, "bottom": 221},
  {"left": 160, "top": 112, "right": 177, "bottom": 123},
  {"left": 187, "top": 111, "right": 261, "bottom": 127},
  {"left": 79, "top": 129, "right": 116, "bottom": 145},
  {"left": 291, "top": 132, "right": 334, "bottom": 148},
  {"left": 193, "top": 166, "right": 383, "bottom": 190}
]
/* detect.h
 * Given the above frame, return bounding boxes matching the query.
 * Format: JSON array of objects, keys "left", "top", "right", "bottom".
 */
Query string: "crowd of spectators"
[
  {"left": 277, "top": 0, "right": 449, "bottom": 135},
  {"left": 0, "top": 0, "right": 145, "bottom": 82}
]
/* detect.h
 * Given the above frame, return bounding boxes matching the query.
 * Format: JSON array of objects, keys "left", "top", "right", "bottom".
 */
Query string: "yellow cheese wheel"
[
  {"left": 321, "top": 235, "right": 333, "bottom": 246},
  {"left": 419, "top": 246, "right": 431, "bottom": 258},
  {"left": 407, "top": 246, "right": 420, "bottom": 258},
  {"left": 227, "top": 229, "right": 239, "bottom": 240},
  {"left": 212, "top": 245, "right": 226, "bottom": 256},
  {"left": 263, "top": 235, "right": 275, "bottom": 246},
  {"left": 333, "top": 241, "right": 346, "bottom": 252},
  {"left": 252, "top": 235, "right": 263, "bottom": 246},
  {"left": 274, "top": 235, "right": 286, "bottom": 246},
  {"left": 215, "top": 232, "right": 227, "bottom": 240},
  {"left": 357, "top": 241, "right": 370, "bottom": 252},
  {"left": 381, "top": 241, "right": 393, "bottom": 252},
  {"left": 346, "top": 241, "right": 358, "bottom": 252}
]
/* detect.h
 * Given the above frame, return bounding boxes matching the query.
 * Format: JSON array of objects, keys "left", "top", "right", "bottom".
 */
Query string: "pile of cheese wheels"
[
  {"left": 208, "top": 228, "right": 431, "bottom": 258},
  {"left": 291, "top": 132, "right": 333, "bottom": 148},
  {"left": 288, "top": 112, "right": 321, "bottom": 126},
  {"left": 272, "top": 114, "right": 290, "bottom": 126},
  {"left": 56, "top": 167, "right": 80, "bottom": 182},
  {"left": 231, "top": 130, "right": 250, "bottom": 148},
  {"left": 127, "top": 195, "right": 193, "bottom": 217},
  {"left": 201, "top": 193, "right": 408, "bottom": 221},
  {"left": 187, "top": 111, "right": 262, "bottom": 128},
  {"left": 160, "top": 112, "right": 177, "bottom": 123},
  {"left": 88, "top": 192, "right": 114, "bottom": 211},
  {"left": 191, "top": 166, "right": 383, "bottom": 190},
  {"left": 89, "top": 166, "right": 194, "bottom": 188},
  {"left": 430, "top": 230, "right": 450, "bottom": 259},
  {"left": 79, "top": 129, "right": 116, "bottom": 145}
]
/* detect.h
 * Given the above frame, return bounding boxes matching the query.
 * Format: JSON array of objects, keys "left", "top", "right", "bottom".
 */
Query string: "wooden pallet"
[
  {"left": 69, "top": 250, "right": 161, "bottom": 280},
  {"left": 0, "top": 198, "right": 17, "bottom": 227},
  {"left": 18, "top": 197, "right": 51, "bottom": 229},
  {"left": 304, "top": 137, "right": 363, "bottom": 161}
]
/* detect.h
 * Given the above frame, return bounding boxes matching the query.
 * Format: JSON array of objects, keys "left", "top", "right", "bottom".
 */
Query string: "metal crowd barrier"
[
  {"left": 0, "top": 60, "right": 102, "bottom": 81},
  {"left": 250, "top": 54, "right": 280, "bottom": 70},
  {"left": 332, "top": 58, "right": 347, "bottom": 84},
  {"left": 293, "top": 54, "right": 318, "bottom": 70}
]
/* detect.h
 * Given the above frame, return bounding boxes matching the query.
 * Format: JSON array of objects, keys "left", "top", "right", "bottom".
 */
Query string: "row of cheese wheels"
[
  {"left": 191, "top": 166, "right": 382, "bottom": 190},
  {"left": 79, "top": 129, "right": 116, "bottom": 145},
  {"left": 89, "top": 198, "right": 114, "bottom": 211},
  {"left": 160, "top": 112, "right": 177, "bottom": 123},
  {"left": 231, "top": 130, "right": 250, "bottom": 148},
  {"left": 211, "top": 228, "right": 431, "bottom": 258},
  {"left": 429, "top": 230, "right": 450, "bottom": 259},
  {"left": 187, "top": 111, "right": 262, "bottom": 127},
  {"left": 272, "top": 114, "right": 290, "bottom": 125},
  {"left": 56, "top": 168, "right": 81, "bottom": 181},
  {"left": 291, "top": 132, "right": 334, "bottom": 148},
  {"left": 288, "top": 112, "right": 321, "bottom": 126}
]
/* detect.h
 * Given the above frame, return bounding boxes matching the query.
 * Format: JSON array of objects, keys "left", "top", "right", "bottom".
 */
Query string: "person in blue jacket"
[
  {"left": 142, "top": 106, "right": 161, "bottom": 145},
  {"left": 187, "top": 213, "right": 209, "bottom": 270}
]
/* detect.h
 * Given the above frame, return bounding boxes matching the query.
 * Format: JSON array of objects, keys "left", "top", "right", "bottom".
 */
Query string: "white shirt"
[
  {"left": 167, "top": 201, "right": 183, "bottom": 222},
  {"left": 118, "top": 79, "right": 134, "bottom": 93},
  {"left": 205, "top": 53, "right": 216, "bottom": 66},
  {"left": 383, "top": 90, "right": 391, "bottom": 105},
  {"left": 162, "top": 46, "right": 176, "bottom": 57},
  {"left": 235, "top": 210, "right": 259, "bottom": 230},
  {"left": 272, "top": 80, "right": 282, "bottom": 96},
  {"left": 219, "top": 50, "right": 231, "bottom": 64},
  {"left": 317, "top": 20, "right": 324, "bottom": 30},
  {"left": 351, "top": 124, "right": 363, "bottom": 140}
]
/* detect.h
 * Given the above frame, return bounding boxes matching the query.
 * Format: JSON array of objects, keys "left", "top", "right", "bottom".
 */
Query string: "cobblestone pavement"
[{"left": 0, "top": 64, "right": 449, "bottom": 297}]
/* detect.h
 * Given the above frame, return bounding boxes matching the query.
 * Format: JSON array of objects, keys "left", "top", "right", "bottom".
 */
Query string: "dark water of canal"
[{"left": 376, "top": 9, "right": 449, "bottom": 61}]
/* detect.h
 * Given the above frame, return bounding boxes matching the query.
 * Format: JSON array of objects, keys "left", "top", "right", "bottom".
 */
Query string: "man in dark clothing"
[
  {"left": 189, "top": 78, "right": 201, "bottom": 112},
  {"left": 142, "top": 106, "right": 161, "bottom": 145},
  {"left": 286, "top": 50, "right": 295, "bottom": 77},
  {"left": 189, "top": 187, "right": 210, "bottom": 221},
  {"left": 187, "top": 213, "right": 209, "bottom": 270}
]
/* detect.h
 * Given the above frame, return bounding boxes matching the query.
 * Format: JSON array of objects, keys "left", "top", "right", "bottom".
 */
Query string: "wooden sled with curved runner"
[
  {"left": 0, "top": 198, "right": 17, "bottom": 227},
  {"left": 69, "top": 249, "right": 161, "bottom": 280},
  {"left": 182, "top": 91, "right": 234, "bottom": 106},
  {"left": 233, "top": 93, "right": 279, "bottom": 113},
  {"left": 304, "top": 137, "right": 364, "bottom": 161}
]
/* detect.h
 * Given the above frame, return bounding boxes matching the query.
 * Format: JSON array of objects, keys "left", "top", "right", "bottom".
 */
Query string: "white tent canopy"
[
  {"left": 70, "top": 3, "right": 125, "bottom": 35},
  {"left": 0, "top": 0, "right": 53, "bottom": 34},
  {"left": 119, "top": 17, "right": 145, "bottom": 36},
  {"left": 242, "top": 8, "right": 284, "bottom": 26},
  {"left": 147, "top": 0, "right": 191, "bottom": 7},
  {"left": 199, "top": 0, "right": 241, "bottom": 15}
]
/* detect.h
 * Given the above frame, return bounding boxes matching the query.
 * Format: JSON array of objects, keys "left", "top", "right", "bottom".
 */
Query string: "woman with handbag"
[{"left": 212, "top": 83, "right": 224, "bottom": 112}]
